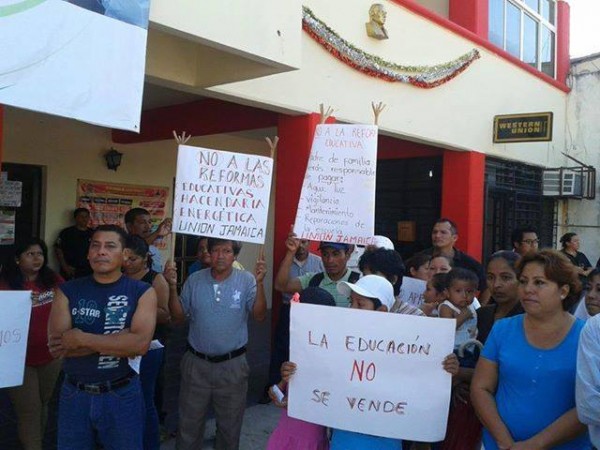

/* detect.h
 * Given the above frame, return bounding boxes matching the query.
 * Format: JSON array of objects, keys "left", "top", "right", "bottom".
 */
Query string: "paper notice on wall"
[
  {"left": 288, "top": 303, "right": 455, "bottom": 442},
  {"left": 0, "top": 210, "right": 16, "bottom": 245},
  {"left": 0, "top": 291, "right": 32, "bottom": 388},
  {"left": 0, "top": 0, "right": 150, "bottom": 131},
  {"left": 293, "top": 124, "right": 378, "bottom": 245},
  {"left": 173, "top": 145, "right": 274, "bottom": 244},
  {"left": 0, "top": 172, "right": 22, "bottom": 207}
]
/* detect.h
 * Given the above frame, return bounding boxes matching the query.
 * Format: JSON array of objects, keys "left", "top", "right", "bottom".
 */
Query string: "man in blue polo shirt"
[
  {"left": 275, "top": 230, "right": 360, "bottom": 307},
  {"left": 165, "top": 238, "right": 267, "bottom": 450},
  {"left": 48, "top": 224, "right": 157, "bottom": 450}
]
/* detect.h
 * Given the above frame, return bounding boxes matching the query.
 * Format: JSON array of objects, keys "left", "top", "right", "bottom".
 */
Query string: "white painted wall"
[
  {"left": 209, "top": 0, "right": 567, "bottom": 167},
  {"left": 150, "top": 0, "right": 302, "bottom": 70},
  {"left": 558, "top": 55, "right": 600, "bottom": 265},
  {"left": 2, "top": 108, "right": 276, "bottom": 305}
]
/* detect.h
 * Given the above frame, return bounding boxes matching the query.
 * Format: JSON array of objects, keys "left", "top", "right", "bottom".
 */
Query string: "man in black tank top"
[{"left": 48, "top": 225, "right": 157, "bottom": 450}]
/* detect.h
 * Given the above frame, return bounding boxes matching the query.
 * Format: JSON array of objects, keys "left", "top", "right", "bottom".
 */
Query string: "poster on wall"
[
  {"left": 76, "top": 179, "right": 169, "bottom": 249},
  {"left": 0, "top": 210, "right": 16, "bottom": 245},
  {"left": 293, "top": 124, "right": 378, "bottom": 245},
  {"left": 0, "top": 0, "right": 151, "bottom": 132},
  {"left": 172, "top": 145, "right": 274, "bottom": 244}
]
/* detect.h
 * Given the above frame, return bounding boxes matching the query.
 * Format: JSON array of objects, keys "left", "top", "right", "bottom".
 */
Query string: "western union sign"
[{"left": 493, "top": 112, "right": 553, "bottom": 143}]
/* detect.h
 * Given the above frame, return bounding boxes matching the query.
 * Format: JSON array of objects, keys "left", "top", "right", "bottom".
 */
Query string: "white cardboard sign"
[
  {"left": 288, "top": 302, "right": 455, "bottom": 442},
  {"left": 0, "top": 0, "right": 150, "bottom": 132},
  {"left": 294, "top": 124, "right": 377, "bottom": 245},
  {"left": 399, "top": 276, "right": 427, "bottom": 308},
  {"left": 0, "top": 291, "right": 32, "bottom": 388},
  {"left": 173, "top": 145, "right": 274, "bottom": 244}
]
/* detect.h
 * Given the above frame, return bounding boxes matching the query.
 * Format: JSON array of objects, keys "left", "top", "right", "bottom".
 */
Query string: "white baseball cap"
[
  {"left": 372, "top": 235, "right": 394, "bottom": 250},
  {"left": 337, "top": 275, "right": 395, "bottom": 311}
]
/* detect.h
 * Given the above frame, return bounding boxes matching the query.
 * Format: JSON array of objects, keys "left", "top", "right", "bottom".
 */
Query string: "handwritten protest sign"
[
  {"left": 399, "top": 277, "right": 427, "bottom": 308},
  {"left": 288, "top": 303, "right": 455, "bottom": 441},
  {"left": 0, "top": 291, "right": 32, "bottom": 388},
  {"left": 294, "top": 124, "right": 378, "bottom": 245},
  {"left": 173, "top": 145, "right": 273, "bottom": 244}
]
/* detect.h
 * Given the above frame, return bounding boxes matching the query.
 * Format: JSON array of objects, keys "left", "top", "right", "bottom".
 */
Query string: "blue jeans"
[
  {"left": 58, "top": 375, "right": 144, "bottom": 450},
  {"left": 140, "top": 347, "right": 164, "bottom": 450}
]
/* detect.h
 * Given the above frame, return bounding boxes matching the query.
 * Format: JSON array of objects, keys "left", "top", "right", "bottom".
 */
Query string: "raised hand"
[
  {"left": 285, "top": 225, "right": 300, "bottom": 254},
  {"left": 163, "top": 260, "right": 178, "bottom": 286},
  {"left": 254, "top": 247, "right": 267, "bottom": 284}
]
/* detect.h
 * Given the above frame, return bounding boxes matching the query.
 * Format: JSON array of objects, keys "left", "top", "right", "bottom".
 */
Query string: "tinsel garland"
[{"left": 302, "top": 6, "right": 480, "bottom": 89}]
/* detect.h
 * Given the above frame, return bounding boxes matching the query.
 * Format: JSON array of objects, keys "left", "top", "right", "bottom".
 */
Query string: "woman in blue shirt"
[{"left": 471, "top": 250, "right": 591, "bottom": 449}]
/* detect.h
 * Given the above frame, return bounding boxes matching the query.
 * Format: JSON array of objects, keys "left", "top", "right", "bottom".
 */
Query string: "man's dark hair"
[
  {"left": 511, "top": 226, "right": 538, "bottom": 246},
  {"left": 93, "top": 224, "right": 128, "bottom": 247},
  {"left": 445, "top": 267, "right": 479, "bottom": 289},
  {"left": 359, "top": 248, "right": 405, "bottom": 295},
  {"left": 73, "top": 207, "right": 90, "bottom": 218},
  {"left": 124, "top": 208, "right": 150, "bottom": 225},
  {"left": 207, "top": 238, "right": 243, "bottom": 256},
  {"left": 435, "top": 218, "right": 458, "bottom": 235}
]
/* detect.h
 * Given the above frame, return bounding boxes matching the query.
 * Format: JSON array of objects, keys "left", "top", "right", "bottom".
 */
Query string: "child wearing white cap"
[
  {"left": 281, "top": 275, "right": 459, "bottom": 450},
  {"left": 337, "top": 274, "right": 396, "bottom": 312}
]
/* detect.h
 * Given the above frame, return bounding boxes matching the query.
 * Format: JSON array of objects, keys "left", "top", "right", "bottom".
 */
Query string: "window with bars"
[{"left": 489, "top": 0, "right": 556, "bottom": 78}]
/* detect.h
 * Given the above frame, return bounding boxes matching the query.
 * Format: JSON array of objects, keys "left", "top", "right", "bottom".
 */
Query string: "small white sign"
[
  {"left": 399, "top": 277, "right": 427, "bottom": 308},
  {"left": 294, "top": 124, "right": 378, "bottom": 245},
  {"left": 288, "top": 302, "right": 455, "bottom": 442},
  {"left": 0, "top": 291, "right": 32, "bottom": 388},
  {"left": 173, "top": 145, "right": 274, "bottom": 244}
]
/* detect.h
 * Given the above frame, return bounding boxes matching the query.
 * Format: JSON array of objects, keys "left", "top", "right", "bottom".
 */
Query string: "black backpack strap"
[
  {"left": 308, "top": 272, "right": 325, "bottom": 288},
  {"left": 348, "top": 271, "right": 361, "bottom": 284}
]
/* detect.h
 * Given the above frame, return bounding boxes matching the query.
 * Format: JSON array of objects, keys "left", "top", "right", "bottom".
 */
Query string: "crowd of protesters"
[{"left": 2, "top": 207, "right": 600, "bottom": 450}]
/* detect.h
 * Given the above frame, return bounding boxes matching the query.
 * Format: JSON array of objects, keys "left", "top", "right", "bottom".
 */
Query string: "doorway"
[{"left": 0, "top": 162, "right": 43, "bottom": 267}]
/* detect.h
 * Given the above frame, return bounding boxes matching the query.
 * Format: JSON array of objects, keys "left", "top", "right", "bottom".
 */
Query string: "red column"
[
  {"left": 556, "top": 0, "right": 570, "bottom": 85},
  {"left": 448, "top": 0, "right": 489, "bottom": 39},
  {"left": 272, "top": 113, "right": 323, "bottom": 326},
  {"left": 441, "top": 150, "right": 485, "bottom": 261}
]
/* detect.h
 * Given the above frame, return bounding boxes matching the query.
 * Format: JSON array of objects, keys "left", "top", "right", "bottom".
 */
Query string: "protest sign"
[
  {"left": 294, "top": 124, "right": 378, "bottom": 245},
  {"left": 399, "top": 276, "right": 427, "bottom": 308},
  {"left": 288, "top": 303, "right": 455, "bottom": 442},
  {"left": 0, "top": 0, "right": 150, "bottom": 131},
  {"left": 173, "top": 145, "right": 274, "bottom": 244},
  {"left": 0, "top": 291, "right": 32, "bottom": 388}
]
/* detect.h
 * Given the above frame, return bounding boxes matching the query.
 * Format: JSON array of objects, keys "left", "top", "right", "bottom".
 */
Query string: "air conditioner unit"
[{"left": 543, "top": 169, "right": 583, "bottom": 197}]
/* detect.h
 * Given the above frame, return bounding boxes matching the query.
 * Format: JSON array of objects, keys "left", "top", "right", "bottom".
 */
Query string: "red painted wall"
[
  {"left": 441, "top": 150, "right": 485, "bottom": 261},
  {"left": 449, "top": 0, "right": 488, "bottom": 39},
  {"left": 112, "top": 98, "right": 279, "bottom": 144},
  {"left": 557, "top": 1, "right": 570, "bottom": 85}
]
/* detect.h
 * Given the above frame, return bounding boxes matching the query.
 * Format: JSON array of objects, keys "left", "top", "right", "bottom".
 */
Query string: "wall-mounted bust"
[{"left": 366, "top": 3, "right": 388, "bottom": 40}]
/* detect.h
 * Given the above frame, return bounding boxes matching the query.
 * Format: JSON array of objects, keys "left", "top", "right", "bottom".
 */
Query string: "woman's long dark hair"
[{"left": 2, "top": 238, "right": 58, "bottom": 290}]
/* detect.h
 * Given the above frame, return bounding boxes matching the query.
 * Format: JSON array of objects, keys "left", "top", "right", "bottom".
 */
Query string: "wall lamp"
[{"left": 104, "top": 148, "right": 123, "bottom": 171}]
